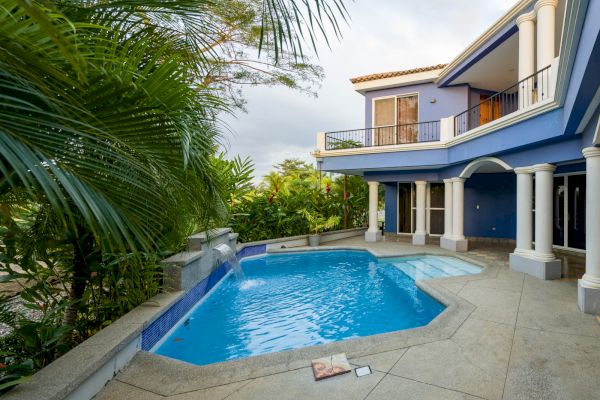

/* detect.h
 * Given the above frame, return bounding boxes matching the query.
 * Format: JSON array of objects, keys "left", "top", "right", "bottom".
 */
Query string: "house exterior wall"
[
  {"left": 381, "top": 173, "right": 517, "bottom": 239},
  {"left": 464, "top": 173, "right": 516, "bottom": 239},
  {"left": 383, "top": 183, "right": 398, "bottom": 233},
  {"left": 363, "top": 83, "right": 469, "bottom": 128}
]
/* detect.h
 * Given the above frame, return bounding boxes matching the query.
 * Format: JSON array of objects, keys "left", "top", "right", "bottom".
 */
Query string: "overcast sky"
[{"left": 221, "top": 0, "right": 519, "bottom": 182}]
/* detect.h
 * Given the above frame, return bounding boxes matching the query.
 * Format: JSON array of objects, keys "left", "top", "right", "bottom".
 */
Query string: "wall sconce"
[{"left": 430, "top": 98, "right": 437, "bottom": 104}]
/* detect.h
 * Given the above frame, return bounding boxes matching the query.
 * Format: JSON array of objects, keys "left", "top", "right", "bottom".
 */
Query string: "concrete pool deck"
[{"left": 95, "top": 237, "right": 600, "bottom": 400}]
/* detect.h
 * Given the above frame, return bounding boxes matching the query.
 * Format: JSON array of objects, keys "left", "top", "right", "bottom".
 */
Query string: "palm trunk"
[{"left": 62, "top": 228, "right": 94, "bottom": 343}]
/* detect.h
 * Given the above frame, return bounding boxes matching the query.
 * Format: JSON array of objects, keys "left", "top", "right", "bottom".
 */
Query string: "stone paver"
[
  {"left": 503, "top": 327, "right": 600, "bottom": 399},
  {"left": 366, "top": 374, "right": 481, "bottom": 400},
  {"left": 92, "top": 237, "right": 600, "bottom": 400},
  {"left": 349, "top": 348, "right": 407, "bottom": 373},
  {"left": 226, "top": 367, "right": 385, "bottom": 400}
]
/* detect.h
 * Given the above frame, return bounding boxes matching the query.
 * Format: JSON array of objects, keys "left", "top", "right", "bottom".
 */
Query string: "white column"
[
  {"left": 535, "top": 0, "right": 558, "bottom": 71},
  {"left": 412, "top": 181, "right": 428, "bottom": 245},
  {"left": 440, "top": 177, "right": 468, "bottom": 252},
  {"left": 514, "top": 167, "right": 534, "bottom": 255},
  {"left": 516, "top": 12, "right": 536, "bottom": 109},
  {"left": 510, "top": 164, "right": 560, "bottom": 279},
  {"left": 443, "top": 179, "right": 453, "bottom": 238},
  {"left": 365, "top": 181, "right": 381, "bottom": 242},
  {"left": 579, "top": 148, "right": 600, "bottom": 314},
  {"left": 451, "top": 178, "right": 465, "bottom": 240},
  {"left": 533, "top": 164, "right": 556, "bottom": 261}
]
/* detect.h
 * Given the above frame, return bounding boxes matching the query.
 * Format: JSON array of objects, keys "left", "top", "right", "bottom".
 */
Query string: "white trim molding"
[{"left": 459, "top": 157, "right": 513, "bottom": 178}]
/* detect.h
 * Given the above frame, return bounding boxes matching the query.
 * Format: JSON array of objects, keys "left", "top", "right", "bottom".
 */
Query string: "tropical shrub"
[
  {"left": 0, "top": 0, "right": 349, "bottom": 391},
  {"left": 229, "top": 159, "right": 368, "bottom": 242}
]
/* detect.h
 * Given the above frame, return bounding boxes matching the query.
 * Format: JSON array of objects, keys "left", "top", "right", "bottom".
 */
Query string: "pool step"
[{"left": 391, "top": 257, "right": 480, "bottom": 281}]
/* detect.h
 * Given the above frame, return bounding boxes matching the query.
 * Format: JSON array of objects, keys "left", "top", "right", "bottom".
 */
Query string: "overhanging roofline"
[{"left": 436, "top": 0, "right": 535, "bottom": 86}]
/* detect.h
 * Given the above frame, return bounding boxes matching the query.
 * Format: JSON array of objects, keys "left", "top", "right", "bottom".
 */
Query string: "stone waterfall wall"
[{"left": 162, "top": 228, "right": 239, "bottom": 291}]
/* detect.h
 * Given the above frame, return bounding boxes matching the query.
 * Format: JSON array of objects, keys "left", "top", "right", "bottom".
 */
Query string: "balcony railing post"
[{"left": 316, "top": 132, "right": 326, "bottom": 151}]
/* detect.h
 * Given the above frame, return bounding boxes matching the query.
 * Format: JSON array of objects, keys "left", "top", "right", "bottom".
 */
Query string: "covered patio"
[{"left": 95, "top": 236, "right": 599, "bottom": 400}]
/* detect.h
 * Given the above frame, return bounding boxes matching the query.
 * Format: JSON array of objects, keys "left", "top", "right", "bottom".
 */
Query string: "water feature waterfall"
[{"left": 213, "top": 243, "right": 244, "bottom": 280}]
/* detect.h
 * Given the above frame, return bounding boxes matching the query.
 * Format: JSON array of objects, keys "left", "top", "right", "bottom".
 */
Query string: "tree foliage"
[
  {"left": 0, "top": 0, "right": 349, "bottom": 390},
  {"left": 229, "top": 158, "right": 368, "bottom": 241}
]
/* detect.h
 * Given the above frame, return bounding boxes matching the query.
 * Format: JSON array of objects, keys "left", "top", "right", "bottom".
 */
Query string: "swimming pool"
[{"left": 153, "top": 250, "right": 481, "bottom": 366}]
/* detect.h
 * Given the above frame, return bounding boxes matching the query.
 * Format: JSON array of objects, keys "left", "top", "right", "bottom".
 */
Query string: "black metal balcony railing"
[
  {"left": 325, "top": 121, "right": 440, "bottom": 150},
  {"left": 454, "top": 65, "right": 551, "bottom": 135}
]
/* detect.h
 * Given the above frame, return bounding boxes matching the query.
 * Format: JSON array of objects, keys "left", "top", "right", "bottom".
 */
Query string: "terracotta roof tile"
[{"left": 350, "top": 64, "right": 448, "bottom": 84}]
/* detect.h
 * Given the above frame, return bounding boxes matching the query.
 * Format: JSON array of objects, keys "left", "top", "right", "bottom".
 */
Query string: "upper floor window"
[{"left": 373, "top": 94, "right": 419, "bottom": 145}]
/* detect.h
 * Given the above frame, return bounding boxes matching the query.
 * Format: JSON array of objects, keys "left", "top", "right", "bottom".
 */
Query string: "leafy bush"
[{"left": 229, "top": 159, "right": 368, "bottom": 242}]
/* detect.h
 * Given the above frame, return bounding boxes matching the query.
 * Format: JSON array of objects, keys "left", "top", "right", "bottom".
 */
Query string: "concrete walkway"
[{"left": 95, "top": 237, "right": 600, "bottom": 400}]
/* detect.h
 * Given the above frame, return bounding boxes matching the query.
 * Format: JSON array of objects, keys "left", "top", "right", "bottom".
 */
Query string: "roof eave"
[
  {"left": 436, "top": 0, "right": 534, "bottom": 85},
  {"left": 353, "top": 70, "right": 443, "bottom": 94}
]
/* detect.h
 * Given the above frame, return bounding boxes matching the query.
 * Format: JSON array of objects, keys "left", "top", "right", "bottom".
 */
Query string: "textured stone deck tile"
[
  {"left": 94, "top": 380, "right": 162, "bottom": 400},
  {"left": 226, "top": 367, "right": 384, "bottom": 400},
  {"left": 516, "top": 296, "right": 600, "bottom": 337},
  {"left": 349, "top": 348, "right": 407, "bottom": 373},
  {"left": 451, "top": 317, "right": 514, "bottom": 377},
  {"left": 457, "top": 285, "right": 521, "bottom": 326},
  {"left": 434, "top": 281, "right": 467, "bottom": 295},
  {"left": 390, "top": 317, "right": 514, "bottom": 400},
  {"left": 521, "top": 275, "right": 577, "bottom": 303},
  {"left": 503, "top": 327, "right": 600, "bottom": 400},
  {"left": 366, "top": 375, "right": 481, "bottom": 400},
  {"left": 462, "top": 275, "right": 524, "bottom": 294},
  {"left": 496, "top": 267, "right": 525, "bottom": 280},
  {"left": 168, "top": 381, "right": 248, "bottom": 400},
  {"left": 116, "top": 352, "right": 290, "bottom": 396}
]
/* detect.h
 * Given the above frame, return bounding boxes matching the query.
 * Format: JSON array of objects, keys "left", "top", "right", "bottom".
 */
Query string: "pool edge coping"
[{"left": 4, "top": 242, "right": 495, "bottom": 400}]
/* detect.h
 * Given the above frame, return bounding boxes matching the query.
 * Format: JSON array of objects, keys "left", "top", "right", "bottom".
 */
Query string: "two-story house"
[{"left": 313, "top": 0, "right": 600, "bottom": 314}]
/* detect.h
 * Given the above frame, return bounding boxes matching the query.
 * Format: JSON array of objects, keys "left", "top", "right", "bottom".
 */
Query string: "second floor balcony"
[{"left": 316, "top": 64, "right": 555, "bottom": 154}]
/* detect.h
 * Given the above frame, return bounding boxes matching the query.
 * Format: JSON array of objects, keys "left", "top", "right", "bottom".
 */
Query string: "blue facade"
[
  {"left": 318, "top": 0, "right": 599, "bottom": 242},
  {"left": 364, "top": 83, "right": 469, "bottom": 128},
  {"left": 464, "top": 174, "right": 516, "bottom": 239}
]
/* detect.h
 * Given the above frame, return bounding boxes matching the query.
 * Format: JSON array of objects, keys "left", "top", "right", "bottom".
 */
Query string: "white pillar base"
[
  {"left": 509, "top": 252, "right": 561, "bottom": 280},
  {"left": 365, "top": 230, "right": 382, "bottom": 242},
  {"left": 412, "top": 233, "right": 428, "bottom": 246},
  {"left": 440, "top": 236, "right": 468, "bottom": 252},
  {"left": 578, "top": 281, "right": 600, "bottom": 314}
]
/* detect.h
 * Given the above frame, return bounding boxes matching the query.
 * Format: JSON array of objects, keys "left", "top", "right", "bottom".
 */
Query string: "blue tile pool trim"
[
  {"left": 236, "top": 244, "right": 266, "bottom": 260},
  {"left": 141, "top": 244, "right": 267, "bottom": 351}
]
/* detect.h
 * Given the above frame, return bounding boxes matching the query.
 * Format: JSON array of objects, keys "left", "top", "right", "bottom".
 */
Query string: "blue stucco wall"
[
  {"left": 381, "top": 173, "right": 516, "bottom": 239},
  {"left": 384, "top": 183, "right": 397, "bottom": 233},
  {"left": 364, "top": 83, "right": 469, "bottom": 128},
  {"left": 464, "top": 173, "right": 516, "bottom": 239}
]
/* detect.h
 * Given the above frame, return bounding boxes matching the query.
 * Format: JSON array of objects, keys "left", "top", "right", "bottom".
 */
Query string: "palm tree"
[{"left": 0, "top": 0, "right": 349, "bottom": 340}]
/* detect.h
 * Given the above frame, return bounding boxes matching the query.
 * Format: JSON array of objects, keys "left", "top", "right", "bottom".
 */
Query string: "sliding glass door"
[
  {"left": 397, "top": 182, "right": 444, "bottom": 235},
  {"left": 553, "top": 174, "right": 586, "bottom": 250},
  {"left": 397, "top": 95, "right": 418, "bottom": 143}
]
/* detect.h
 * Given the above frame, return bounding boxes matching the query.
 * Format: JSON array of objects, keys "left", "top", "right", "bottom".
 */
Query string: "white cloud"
[{"left": 222, "top": 0, "right": 520, "bottom": 180}]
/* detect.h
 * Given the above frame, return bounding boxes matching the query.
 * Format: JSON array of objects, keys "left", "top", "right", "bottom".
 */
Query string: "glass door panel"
[
  {"left": 429, "top": 182, "right": 445, "bottom": 235},
  {"left": 397, "top": 95, "right": 418, "bottom": 143},
  {"left": 374, "top": 98, "right": 395, "bottom": 145},
  {"left": 553, "top": 177, "right": 565, "bottom": 246},
  {"left": 398, "top": 183, "right": 412, "bottom": 233},
  {"left": 567, "top": 174, "right": 586, "bottom": 249}
]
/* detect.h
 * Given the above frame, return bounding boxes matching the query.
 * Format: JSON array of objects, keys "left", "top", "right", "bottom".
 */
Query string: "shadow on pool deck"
[{"left": 95, "top": 236, "right": 600, "bottom": 400}]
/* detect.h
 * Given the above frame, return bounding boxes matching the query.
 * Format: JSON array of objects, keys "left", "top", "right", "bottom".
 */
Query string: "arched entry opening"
[{"left": 441, "top": 157, "right": 515, "bottom": 252}]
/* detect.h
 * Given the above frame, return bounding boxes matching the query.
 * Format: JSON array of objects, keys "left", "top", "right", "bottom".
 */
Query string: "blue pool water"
[{"left": 154, "top": 251, "right": 480, "bottom": 366}]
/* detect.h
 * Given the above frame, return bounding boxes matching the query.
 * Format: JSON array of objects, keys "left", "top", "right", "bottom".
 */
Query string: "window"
[
  {"left": 397, "top": 95, "right": 418, "bottom": 143},
  {"left": 373, "top": 94, "right": 419, "bottom": 145},
  {"left": 396, "top": 182, "right": 444, "bottom": 236},
  {"left": 428, "top": 183, "right": 445, "bottom": 235},
  {"left": 373, "top": 98, "right": 395, "bottom": 145}
]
